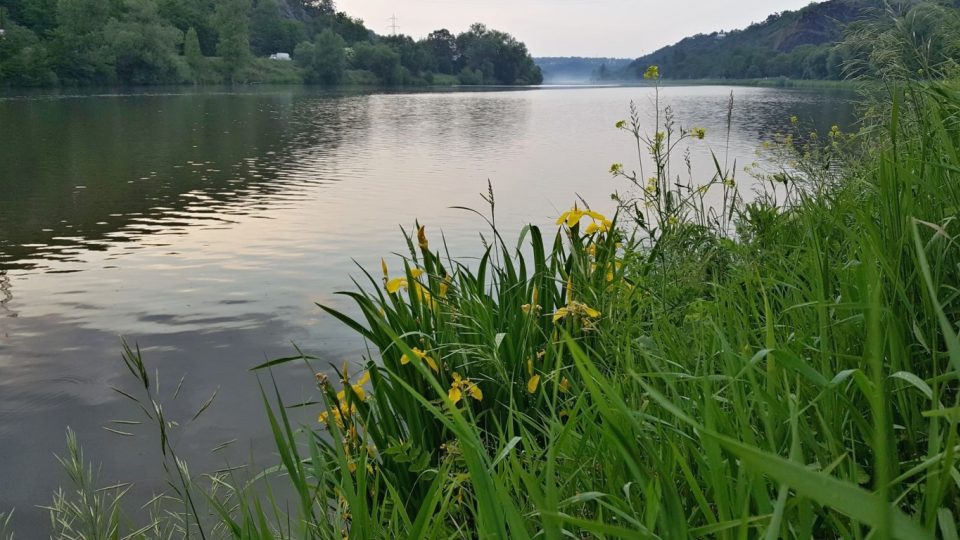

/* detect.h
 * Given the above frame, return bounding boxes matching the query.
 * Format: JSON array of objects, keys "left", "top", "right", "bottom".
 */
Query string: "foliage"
[
  {"left": 350, "top": 41, "right": 401, "bottom": 85},
  {"left": 213, "top": 0, "right": 251, "bottom": 81},
  {"left": 613, "top": 0, "right": 960, "bottom": 82},
  {"left": 250, "top": 0, "right": 304, "bottom": 56},
  {"left": 294, "top": 28, "right": 345, "bottom": 84},
  {"left": 104, "top": 0, "right": 187, "bottom": 85},
  {"left": 0, "top": 0, "right": 542, "bottom": 87}
]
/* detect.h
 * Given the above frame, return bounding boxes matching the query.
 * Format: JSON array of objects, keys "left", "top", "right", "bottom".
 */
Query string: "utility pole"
[{"left": 388, "top": 14, "right": 399, "bottom": 36}]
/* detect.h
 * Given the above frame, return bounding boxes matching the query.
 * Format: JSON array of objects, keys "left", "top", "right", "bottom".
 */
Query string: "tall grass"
[{"left": 27, "top": 74, "right": 960, "bottom": 538}]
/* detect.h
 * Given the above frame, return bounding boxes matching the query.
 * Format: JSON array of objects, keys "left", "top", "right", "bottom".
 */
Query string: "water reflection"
[{"left": 0, "top": 85, "right": 855, "bottom": 530}]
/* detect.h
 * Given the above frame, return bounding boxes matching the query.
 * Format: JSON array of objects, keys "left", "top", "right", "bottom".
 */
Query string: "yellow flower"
[
  {"left": 667, "top": 215, "right": 679, "bottom": 226},
  {"left": 691, "top": 127, "right": 706, "bottom": 140},
  {"left": 559, "top": 377, "right": 571, "bottom": 393},
  {"left": 557, "top": 204, "right": 611, "bottom": 235},
  {"left": 386, "top": 277, "right": 407, "bottom": 294},
  {"left": 643, "top": 65, "right": 660, "bottom": 80},
  {"left": 385, "top": 268, "right": 425, "bottom": 294},
  {"left": 439, "top": 275, "right": 451, "bottom": 298},
  {"left": 609, "top": 162, "right": 624, "bottom": 175},
  {"left": 615, "top": 119, "right": 627, "bottom": 129},
  {"left": 556, "top": 204, "right": 585, "bottom": 228},
  {"left": 337, "top": 371, "right": 370, "bottom": 402},
  {"left": 381, "top": 258, "right": 389, "bottom": 280},
  {"left": 449, "top": 372, "right": 483, "bottom": 404},
  {"left": 790, "top": 115, "right": 799, "bottom": 125},
  {"left": 417, "top": 225, "right": 429, "bottom": 251},
  {"left": 527, "top": 374, "right": 540, "bottom": 394},
  {"left": 400, "top": 347, "right": 439, "bottom": 372},
  {"left": 553, "top": 301, "right": 601, "bottom": 322},
  {"left": 723, "top": 177, "right": 736, "bottom": 188}
]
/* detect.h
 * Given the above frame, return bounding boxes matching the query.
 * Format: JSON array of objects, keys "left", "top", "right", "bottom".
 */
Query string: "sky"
[{"left": 336, "top": 0, "right": 821, "bottom": 57}]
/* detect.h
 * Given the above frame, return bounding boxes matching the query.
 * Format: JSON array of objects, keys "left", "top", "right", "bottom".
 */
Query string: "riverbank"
[{"left": 23, "top": 79, "right": 960, "bottom": 538}]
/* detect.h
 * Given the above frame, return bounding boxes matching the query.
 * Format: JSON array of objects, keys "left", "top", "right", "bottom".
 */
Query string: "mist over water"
[{"left": 0, "top": 85, "right": 854, "bottom": 529}]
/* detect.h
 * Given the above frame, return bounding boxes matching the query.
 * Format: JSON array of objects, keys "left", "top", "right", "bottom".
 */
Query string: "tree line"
[
  {"left": 609, "top": 0, "right": 960, "bottom": 82},
  {"left": 0, "top": 0, "right": 543, "bottom": 86}
]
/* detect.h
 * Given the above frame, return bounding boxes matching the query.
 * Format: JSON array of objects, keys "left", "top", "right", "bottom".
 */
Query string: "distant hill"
[
  {"left": 615, "top": 0, "right": 960, "bottom": 80},
  {"left": 534, "top": 57, "right": 632, "bottom": 83}
]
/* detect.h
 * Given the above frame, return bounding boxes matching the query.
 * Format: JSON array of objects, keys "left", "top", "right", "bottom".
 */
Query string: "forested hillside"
[
  {"left": 614, "top": 0, "right": 960, "bottom": 80},
  {"left": 0, "top": 0, "right": 543, "bottom": 86}
]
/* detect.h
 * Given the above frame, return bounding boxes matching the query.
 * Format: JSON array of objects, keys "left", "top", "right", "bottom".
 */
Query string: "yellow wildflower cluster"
[
  {"left": 609, "top": 162, "right": 624, "bottom": 175},
  {"left": 448, "top": 372, "right": 483, "bottom": 404},
  {"left": 556, "top": 204, "right": 612, "bottom": 235},
  {"left": 643, "top": 65, "right": 660, "bottom": 80},
  {"left": 645, "top": 177, "right": 658, "bottom": 194},
  {"left": 615, "top": 119, "right": 627, "bottom": 129},
  {"left": 691, "top": 127, "right": 707, "bottom": 140},
  {"left": 318, "top": 370, "right": 370, "bottom": 430}
]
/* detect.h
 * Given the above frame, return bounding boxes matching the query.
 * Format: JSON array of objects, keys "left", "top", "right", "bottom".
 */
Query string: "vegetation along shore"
[{"left": 3, "top": 0, "right": 960, "bottom": 538}]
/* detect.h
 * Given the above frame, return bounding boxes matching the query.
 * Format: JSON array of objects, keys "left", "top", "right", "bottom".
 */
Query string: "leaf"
[
  {"left": 713, "top": 432, "right": 930, "bottom": 539},
  {"left": 491, "top": 436, "right": 522, "bottom": 468},
  {"left": 889, "top": 371, "right": 934, "bottom": 400}
]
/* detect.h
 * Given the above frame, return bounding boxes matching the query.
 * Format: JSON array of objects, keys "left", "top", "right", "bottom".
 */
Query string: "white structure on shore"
[{"left": 269, "top": 53, "right": 291, "bottom": 61}]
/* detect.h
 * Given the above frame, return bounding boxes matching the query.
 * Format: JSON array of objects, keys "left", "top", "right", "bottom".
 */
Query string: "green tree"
[
  {"left": 455, "top": 23, "right": 542, "bottom": 84},
  {"left": 351, "top": 40, "right": 400, "bottom": 84},
  {"left": 250, "top": 0, "right": 301, "bottom": 56},
  {"left": 105, "top": 0, "right": 186, "bottom": 84},
  {"left": 213, "top": 0, "right": 250, "bottom": 80},
  {"left": 422, "top": 28, "right": 457, "bottom": 74},
  {"left": 293, "top": 28, "right": 344, "bottom": 84},
  {"left": 51, "top": 0, "right": 116, "bottom": 84},
  {"left": 184, "top": 26, "right": 201, "bottom": 63},
  {"left": 158, "top": 0, "right": 217, "bottom": 55},
  {"left": 0, "top": 20, "right": 57, "bottom": 85}
]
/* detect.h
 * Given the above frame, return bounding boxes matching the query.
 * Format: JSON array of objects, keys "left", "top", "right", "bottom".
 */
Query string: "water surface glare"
[{"left": 0, "top": 85, "right": 854, "bottom": 528}]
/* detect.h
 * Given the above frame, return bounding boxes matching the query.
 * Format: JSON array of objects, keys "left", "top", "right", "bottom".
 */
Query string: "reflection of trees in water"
[
  {"left": 0, "top": 270, "right": 14, "bottom": 318},
  {"left": 0, "top": 90, "right": 371, "bottom": 271}
]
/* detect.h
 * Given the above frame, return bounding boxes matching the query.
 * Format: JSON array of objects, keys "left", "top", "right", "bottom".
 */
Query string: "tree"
[
  {"left": 0, "top": 20, "right": 57, "bottom": 85},
  {"left": 382, "top": 34, "right": 429, "bottom": 76},
  {"left": 213, "top": 0, "right": 250, "bottom": 80},
  {"left": 51, "top": 0, "right": 116, "bottom": 84},
  {"left": 423, "top": 28, "right": 457, "bottom": 74},
  {"left": 293, "top": 28, "right": 344, "bottom": 84},
  {"left": 104, "top": 0, "right": 187, "bottom": 85},
  {"left": 184, "top": 25, "right": 202, "bottom": 79},
  {"left": 351, "top": 41, "right": 400, "bottom": 84},
  {"left": 250, "top": 0, "right": 303, "bottom": 55},
  {"left": 455, "top": 23, "right": 542, "bottom": 85}
]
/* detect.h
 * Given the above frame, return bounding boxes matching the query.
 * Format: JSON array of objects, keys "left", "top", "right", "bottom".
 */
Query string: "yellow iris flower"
[
  {"left": 385, "top": 268, "right": 425, "bottom": 294},
  {"left": 448, "top": 372, "right": 483, "bottom": 404},
  {"left": 319, "top": 371, "right": 370, "bottom": 429},
  {"left": 401, "top": 347, "right": 439, "bottom": 373},
  {"left": 556, "top": 204, "right": 611, "bottom": 234},
  {"left": 553, "top": 301, "right": 601, "bottom": 322},
  {"left": 527, "top": 374, "right": 540, "bottom": 394}
]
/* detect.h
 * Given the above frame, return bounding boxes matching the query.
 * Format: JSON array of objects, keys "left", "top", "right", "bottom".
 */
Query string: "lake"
[{"left": 0, "top": 84, "right": 855, "bottom": 529}]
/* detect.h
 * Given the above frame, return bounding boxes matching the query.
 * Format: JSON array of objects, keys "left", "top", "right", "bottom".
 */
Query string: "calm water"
[{"left": 0, "top": 85, "right": 854, "bottom": 529}]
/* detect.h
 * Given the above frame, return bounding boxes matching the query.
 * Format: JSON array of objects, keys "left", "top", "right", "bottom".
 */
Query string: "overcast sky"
[{"left": 337, "top": 0, "right": 820, "bottom": 57}]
